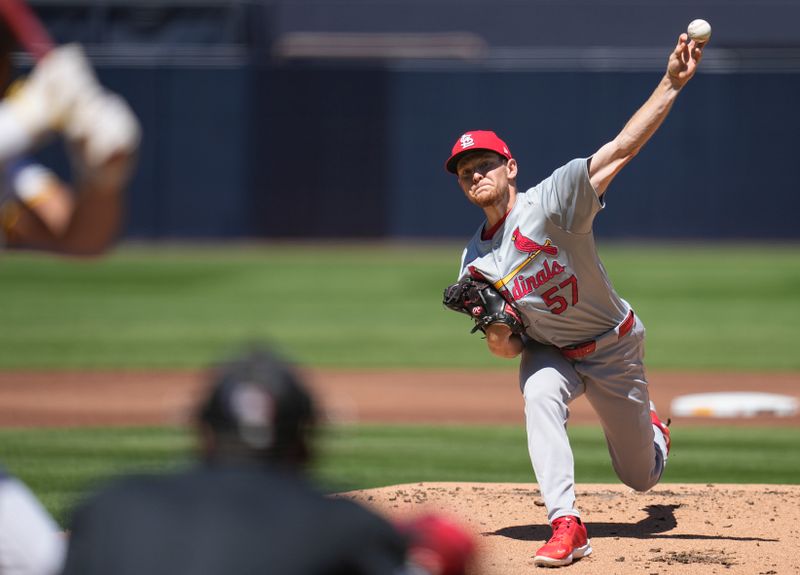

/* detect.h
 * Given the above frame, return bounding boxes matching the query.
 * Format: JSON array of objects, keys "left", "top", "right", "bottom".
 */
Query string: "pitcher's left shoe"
[{"left": 534, "top": 515, "right": 592, "bottom": 567}]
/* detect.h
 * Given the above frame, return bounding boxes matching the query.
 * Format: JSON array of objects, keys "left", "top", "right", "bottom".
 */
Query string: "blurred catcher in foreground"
[
  {"left": 0, "top": 20, "right": 139, "bottom": 255},
  {"left": 62, "top": 345, "right": 475, "bottom": 575}
]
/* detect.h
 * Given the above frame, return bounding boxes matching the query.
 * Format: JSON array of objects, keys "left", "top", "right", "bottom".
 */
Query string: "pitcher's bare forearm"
[{"left": 589, "top": 33, "right": 704, "bottom": 196}]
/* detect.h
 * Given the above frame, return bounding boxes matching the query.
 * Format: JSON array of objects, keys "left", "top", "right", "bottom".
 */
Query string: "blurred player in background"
[
  {"left": 0, "top": 17, "right": 140, "bottom": 575},
  {"left": 0, "top": 20, "right": 139, "bottom": 255},
  {"left": 61, "top": 345, "right": 475, "bottom": 575}
]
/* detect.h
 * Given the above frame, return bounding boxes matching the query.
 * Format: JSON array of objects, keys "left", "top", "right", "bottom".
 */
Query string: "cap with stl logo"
[{"left": 445, "top": 130, "right": 512, "bottom": 174}]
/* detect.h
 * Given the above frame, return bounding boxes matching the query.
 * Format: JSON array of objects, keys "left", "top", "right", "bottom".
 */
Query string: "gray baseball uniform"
[{"left": 459, "top": 158, "right": 668, "bottom": 522}]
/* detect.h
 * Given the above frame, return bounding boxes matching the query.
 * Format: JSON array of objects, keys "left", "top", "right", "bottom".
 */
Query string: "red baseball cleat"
[
  {"left": 650, "top": 402, "right": 672, "bottom": 456},
  {"left": 533, "top": 515, "right": 592, "bottom": 567}
]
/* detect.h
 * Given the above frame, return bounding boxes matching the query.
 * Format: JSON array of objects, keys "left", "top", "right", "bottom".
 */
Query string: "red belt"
[{"left": 560, "top": 310, "right": 636, "bottom": 360}]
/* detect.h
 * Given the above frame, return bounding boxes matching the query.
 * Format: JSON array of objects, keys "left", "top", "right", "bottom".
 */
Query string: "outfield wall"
[
  {"left": 27, "top": 0, "right": 800, "bottom": 240},
  {"left": 67, "top": 65, "right": 796, "bottom": 241}
]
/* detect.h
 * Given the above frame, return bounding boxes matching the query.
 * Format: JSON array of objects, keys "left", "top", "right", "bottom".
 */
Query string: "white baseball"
[{"left": 687, "top": 19, "right": 712, "bottom": 43}]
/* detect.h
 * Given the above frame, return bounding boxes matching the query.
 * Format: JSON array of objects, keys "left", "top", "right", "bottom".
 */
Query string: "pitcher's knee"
[
  {"left": 616, "top": 460, "right": 663, "bottom": 492},
  {"left": 621, "top": 474, "right": 660, "bottom": 493}
]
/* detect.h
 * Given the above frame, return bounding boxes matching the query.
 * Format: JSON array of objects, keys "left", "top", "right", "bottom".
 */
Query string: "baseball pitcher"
[{"left": 443, "top": 29, "right": 705, "bottom": 567}]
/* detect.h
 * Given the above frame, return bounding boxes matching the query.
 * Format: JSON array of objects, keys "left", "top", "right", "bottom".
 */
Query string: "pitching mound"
[{"left": 338, "top": 482, "right": 800, "bottom": 574}]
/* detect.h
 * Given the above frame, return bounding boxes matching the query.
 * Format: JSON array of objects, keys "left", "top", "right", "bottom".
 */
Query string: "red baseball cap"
[{"left": 445, "top": 130, "right": 512, "bottom": 174}]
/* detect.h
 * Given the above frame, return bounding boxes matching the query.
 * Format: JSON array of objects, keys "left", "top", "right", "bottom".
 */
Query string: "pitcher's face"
[{"left": 456, "top": 151, "right": 517, "bottom": 208}]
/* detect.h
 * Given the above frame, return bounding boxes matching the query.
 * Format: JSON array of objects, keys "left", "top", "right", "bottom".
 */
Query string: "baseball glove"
[{"left": 443, "top": 277, "right": 525, "bottom": 335}]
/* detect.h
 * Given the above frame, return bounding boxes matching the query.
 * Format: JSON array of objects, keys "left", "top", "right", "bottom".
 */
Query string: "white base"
[{"left": 671, "top": 392, "right": 798, "bottom": 418}]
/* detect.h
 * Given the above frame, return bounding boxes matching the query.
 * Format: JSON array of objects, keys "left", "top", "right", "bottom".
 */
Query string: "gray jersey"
[{"left": 459, "top": 158, "right": 630, "bottom": 347}]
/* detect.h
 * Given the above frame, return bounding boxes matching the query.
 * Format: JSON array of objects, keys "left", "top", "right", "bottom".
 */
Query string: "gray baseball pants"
[{"left": 518, "top": 318, "right": 668, "bottom": 523}]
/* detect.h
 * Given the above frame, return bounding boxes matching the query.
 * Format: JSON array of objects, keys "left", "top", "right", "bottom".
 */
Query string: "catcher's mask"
[{"left": 197, "top": 345, "right": 317, "bottom": 466}]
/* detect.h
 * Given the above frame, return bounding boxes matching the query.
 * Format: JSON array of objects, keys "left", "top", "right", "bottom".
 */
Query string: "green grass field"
[
  {"left": 1, "top": 242, "right": 799, "bottom": 525},
  {"left": 0, "top": 242, "right": 799, "bottom": 370},
  {"left": 2, "top": 424, "right": 799, "bottom": 526}
]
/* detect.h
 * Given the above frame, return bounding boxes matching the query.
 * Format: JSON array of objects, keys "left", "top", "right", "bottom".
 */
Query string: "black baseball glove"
[{"left": 443, "top": 277, "right": 525, "bottom": 335}]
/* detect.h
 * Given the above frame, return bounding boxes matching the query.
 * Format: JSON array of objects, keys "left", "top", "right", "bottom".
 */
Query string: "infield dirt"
[{"left": 0, "top": 369, "right": 798, "bottom": 428}]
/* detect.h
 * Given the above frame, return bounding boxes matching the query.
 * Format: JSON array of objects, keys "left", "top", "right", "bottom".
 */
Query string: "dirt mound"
[{"left": 338, "top": 482, "right": 800, "bottom": 575}]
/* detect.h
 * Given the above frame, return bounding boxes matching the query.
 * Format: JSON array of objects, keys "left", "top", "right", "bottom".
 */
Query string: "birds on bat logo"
[
  {"left": 512, "top": 228, "right": 558, "bottom": 256},
  {"left": 505, "top": 228, "right": 569, "bottom": 302}
]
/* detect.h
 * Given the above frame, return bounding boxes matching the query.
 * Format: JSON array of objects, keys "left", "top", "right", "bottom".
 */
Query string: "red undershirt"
[{"left": 481, "top": 210, "right": 511, "bottom": 241}]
